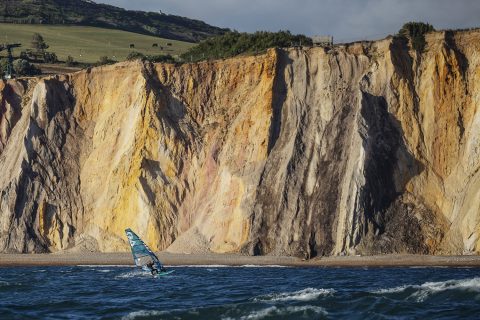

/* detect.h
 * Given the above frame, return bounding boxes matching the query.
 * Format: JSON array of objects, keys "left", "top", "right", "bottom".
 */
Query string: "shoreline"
[{"left": 1, "top": 253, "right": 480, "bottom": 267}]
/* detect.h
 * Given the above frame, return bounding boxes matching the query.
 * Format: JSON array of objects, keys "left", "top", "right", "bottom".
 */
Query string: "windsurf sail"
[{"left": 125, "top": 228, "right": 163, "bottom": 271}]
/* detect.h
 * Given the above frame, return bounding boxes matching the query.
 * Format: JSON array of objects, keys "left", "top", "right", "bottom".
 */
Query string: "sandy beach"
[{"left": 1, "top": 253, "right": 480, "bottom": 267}]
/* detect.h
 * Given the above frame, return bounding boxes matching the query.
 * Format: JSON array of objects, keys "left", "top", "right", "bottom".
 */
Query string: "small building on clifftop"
[{"left": 312, "top": 35, "right": 334, "bottom": 47}]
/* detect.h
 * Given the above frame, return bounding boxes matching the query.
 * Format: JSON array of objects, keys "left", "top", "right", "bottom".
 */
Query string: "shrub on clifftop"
[
  {"left": 65, "top": 55, "right": 76, "bottom": 67},
  {"left": 96, "top": 56, "right": 117, "bottom": 66},
  {"left": 126, "top": 51, "right": 145, "bottom": 61},
  {"left": 125, "top": 51, "right": 175, "bottom": 64},
  {"left": 12, "top": 59, "right": 41, "bottom": 76}
]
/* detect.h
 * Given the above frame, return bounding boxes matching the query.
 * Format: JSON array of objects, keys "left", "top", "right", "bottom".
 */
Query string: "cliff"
[{"left": 1, "top": 29, "right": 479, "bottom": 257}]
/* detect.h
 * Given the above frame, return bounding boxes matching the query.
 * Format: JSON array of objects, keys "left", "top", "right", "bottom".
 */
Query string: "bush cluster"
[
  {"left": 126, "top": 51, "right": 175, "bottom": 63},
  {"left": 126, "top": 51, "right": 145, "bottom": 61},
  {"left": 65, "top": 55, "right": 76, "bottom": 67},
  {"left": 0, "top": 58, "right": 41, "bottom": 77},
  {"left": 95, "top": 56, "right": 117, "bottom": 66},
  {"left": 43, "top": 52, "right": 58, "bottom": 63},
  {"left": 13, "top": 59, "right": 41, "bottom": 76},
  {"left": 181, "top": 31, "right": 313, "bottom": 62}
]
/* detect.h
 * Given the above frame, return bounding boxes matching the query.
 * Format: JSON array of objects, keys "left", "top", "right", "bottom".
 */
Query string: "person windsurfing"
[
  {"left": 146, "top": 261, "right": 159, "bottom": 275},
  {"left": 125, "top": 228, "right": 173, "bottom": 276}
]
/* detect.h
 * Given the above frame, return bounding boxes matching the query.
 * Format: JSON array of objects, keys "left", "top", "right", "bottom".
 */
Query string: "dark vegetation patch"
[{"left": 181, "top": 31, "right": 313, "bottom": 62}]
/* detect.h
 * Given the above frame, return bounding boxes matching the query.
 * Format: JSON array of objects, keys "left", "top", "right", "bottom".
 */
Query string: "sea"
[{"left": 1, "top": 265, "right": 479, "bottom": 319}]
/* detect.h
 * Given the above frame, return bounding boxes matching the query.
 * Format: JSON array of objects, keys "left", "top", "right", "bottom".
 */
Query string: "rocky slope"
[{"left": 0, "top": 29, "right": 479, "bottom": 256}]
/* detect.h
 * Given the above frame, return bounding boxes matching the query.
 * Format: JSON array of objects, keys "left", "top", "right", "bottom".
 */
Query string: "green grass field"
[{"left": 0, "top": 24, "right": 194, "bottom": 63}]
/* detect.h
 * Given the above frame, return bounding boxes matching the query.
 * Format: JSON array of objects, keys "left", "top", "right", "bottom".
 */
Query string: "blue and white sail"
[{"left": 125, "top": 228, "right": 163, "bottom": 271}]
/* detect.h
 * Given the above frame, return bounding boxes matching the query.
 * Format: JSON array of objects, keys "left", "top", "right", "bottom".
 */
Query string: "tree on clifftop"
[
  {"left": 398, "top": 22, "right": 435, "bottom": 52},
  {"left": 31, "top": 33, "right": 49, "bottom": 53}
]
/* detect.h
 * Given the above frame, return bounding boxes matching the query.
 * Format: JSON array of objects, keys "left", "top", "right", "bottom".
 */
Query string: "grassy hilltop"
[
  {"left": 0, "top": 23, "right": 193, "bottom": 63},
  {"left": 0, "top": 0, "right": 227, "bottom": 42}
]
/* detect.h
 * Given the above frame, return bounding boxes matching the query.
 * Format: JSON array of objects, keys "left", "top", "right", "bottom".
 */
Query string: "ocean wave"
[
  {"left": 0, "top": 280, "right": 9, "bottom": 286},
  {"left": 171, "top": 264, "right": 289, "bottom": 268},
  {"left": 121, "top": 310, "right": 168, "bottom": 320},
  {"left": 171, "top": 264, "right": 230, "bottom": 268},
  {"left": 222, "top": 305, "right": 327, "bottom": 320},
  {"left": 374, "top": 277, "right": 480, "bottom": 301},
  {"left": 254, "top": 287, "right": 335, "bottom": 302}
]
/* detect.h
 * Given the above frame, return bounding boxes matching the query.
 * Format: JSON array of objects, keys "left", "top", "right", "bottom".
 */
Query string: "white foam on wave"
[
  {"left": 240, "top": 265, "right": 288, "bottom": 268},
  {"left": 115, "top": 270, "right": 151, "bottom": 279},
  {"left": 222, "top": 305, "right": 327, "bottom": 320},
  {"left": 374, "top": 286, "right": 408, "bottom": 294},
  {"left": 77, "top": 265, "right": 132, "bottom": 268},
  {"left": 0, "top": 280, "right": 9, "bottom": 286},
  {"left": 121, "top": 310, "right": 168, "bottom": 320},
  {"left": 374, "top": 277, "right": 480, "bottom": 302},
  {"left": 255, "top": 287, "right": 335, "bottom": 302}
]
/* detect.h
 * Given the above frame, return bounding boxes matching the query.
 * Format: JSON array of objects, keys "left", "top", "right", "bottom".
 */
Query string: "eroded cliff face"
[{"left": 0, "top": 29, "right": 479, "bottom": 256}]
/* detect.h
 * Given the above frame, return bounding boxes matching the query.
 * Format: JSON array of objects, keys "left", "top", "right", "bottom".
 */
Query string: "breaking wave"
[
  {"left": 254, "top": 287, "right": 335, "bottom": 302},
  {"left": 115, "top": 271, "right": 151, "bottom": 279},
  {"left": 121, "top": 310, "right": 168, "bottom": 320},
  {"left": 222, "top": 305, "right": 327, "bottom": 320},
  {"left": 374, "top": 277, "right": 480, "bottom": 301}
]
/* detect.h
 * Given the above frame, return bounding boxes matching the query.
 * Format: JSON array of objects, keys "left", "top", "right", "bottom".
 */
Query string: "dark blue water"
[{"left": 1, "top": 266, "right": 480, "bottom": 319}]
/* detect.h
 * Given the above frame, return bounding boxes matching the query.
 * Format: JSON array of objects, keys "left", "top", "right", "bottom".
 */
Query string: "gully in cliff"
[{"left": 125, "top": 228, "right": 173, "bottom": 277}]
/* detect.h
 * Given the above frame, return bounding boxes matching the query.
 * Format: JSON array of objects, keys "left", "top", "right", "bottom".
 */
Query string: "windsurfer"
[
  {"left": 146, "top": 261, "right": 159, "bottom": 275},
  {"left": 125, "top": 228, "right": 172, "bottom": 276}
]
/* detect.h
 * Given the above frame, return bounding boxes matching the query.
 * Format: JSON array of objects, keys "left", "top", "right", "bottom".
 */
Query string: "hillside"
[
  {"left": 0, "top": 23, "right": 194, "bottom": 63},
  {"left": 0, "top": 29, "right": 479, "bottom": 257},
  {"left": 0, "top": 0, "right": 227, "bottom": 42}
]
